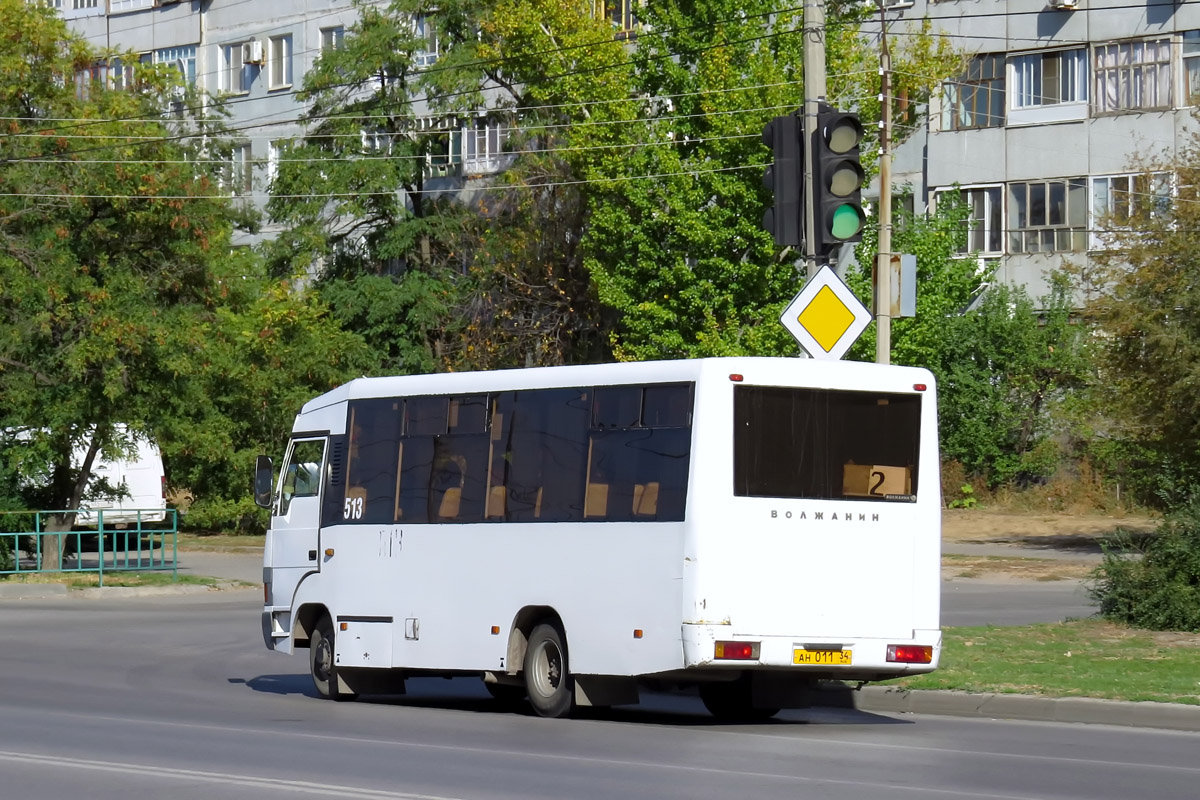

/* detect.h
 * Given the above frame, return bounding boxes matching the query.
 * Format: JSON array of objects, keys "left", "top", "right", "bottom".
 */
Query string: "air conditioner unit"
[
  {"left": 1047, "top": 0, "right": 1078, "bottom": 9},
  {"left": 242, "top": 40, "right": 265, "bottom": 65}
]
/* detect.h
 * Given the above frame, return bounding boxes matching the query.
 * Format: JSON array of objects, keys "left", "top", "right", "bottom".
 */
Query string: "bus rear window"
[{"left": 733, "top": 386, "right": 921, "bottom": 501}]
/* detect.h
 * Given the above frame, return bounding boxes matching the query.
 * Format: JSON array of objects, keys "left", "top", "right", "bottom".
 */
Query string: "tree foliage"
[
  {"left": 0, "top": 0, "right": 364, "bottom": 537},
  {"left": 582, "top": 4, "right": 956, "bottom": 360},
  {"left": 1083, "top": 128, "right": 1200, "bottom": 505},
  {"left": 0, "top": 1, "right": 240, "bottom": 532}
]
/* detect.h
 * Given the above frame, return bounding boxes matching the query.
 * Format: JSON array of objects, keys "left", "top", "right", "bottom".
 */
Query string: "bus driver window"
[{"left": 280, "top": 440, "right": 325, "bottom": 516}]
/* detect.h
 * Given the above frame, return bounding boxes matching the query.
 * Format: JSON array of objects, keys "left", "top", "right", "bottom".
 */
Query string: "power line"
[
  {"left": 0, "top": 161, "right": 766, "bottom": 201},
  {"left": 15, "top": 2, "right": 812, "bottom": 140}
]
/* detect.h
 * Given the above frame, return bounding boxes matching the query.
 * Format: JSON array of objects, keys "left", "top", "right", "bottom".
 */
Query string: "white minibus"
[{"left": 256, "top": 357, "right": 941, "bottom": 719}]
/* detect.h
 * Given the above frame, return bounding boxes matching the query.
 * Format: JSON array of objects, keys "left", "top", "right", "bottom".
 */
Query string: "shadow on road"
[{"left": 232, "top": 674, "right": 910, "bottom": 727}]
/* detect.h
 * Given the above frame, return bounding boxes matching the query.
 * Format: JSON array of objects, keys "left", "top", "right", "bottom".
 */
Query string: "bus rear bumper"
[{"left": 681, "top": 624, "right": 942, "bottom": 680}]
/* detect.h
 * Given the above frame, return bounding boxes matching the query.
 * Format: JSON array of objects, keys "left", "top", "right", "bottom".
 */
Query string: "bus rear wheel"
[
  {"left": 523, "top": 622, "right": 573, "bottom": 718},
  {"left": 310, "top": 614, "right": 356, "bottom": 702},
  {"left": 699, "top": 677, "right": 779, "bottom": 722}
]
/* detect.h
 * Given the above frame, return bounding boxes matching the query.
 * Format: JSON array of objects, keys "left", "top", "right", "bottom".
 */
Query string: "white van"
[
  {"left": 5, "top": 426, "right": 168, "bottom": 525},
  {"left": 77, "top": 434, "right": 168, "bottom": 526}
]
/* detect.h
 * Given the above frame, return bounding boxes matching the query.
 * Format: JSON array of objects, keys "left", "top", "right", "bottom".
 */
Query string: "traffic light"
[
  {"left": 761, "top": 113, "right": 803, "bottom": 248},
  {"left": 812, "top": 103, "right": 865, "bottom": 260}
]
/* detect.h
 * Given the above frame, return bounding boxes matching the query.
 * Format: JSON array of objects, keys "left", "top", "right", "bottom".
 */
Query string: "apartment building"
[
  {"left": 53, "top": 0, "right": 514, "bottom": 243},
  {"left": 884, "top": 0, "right": 1200, "bottom": 300}
]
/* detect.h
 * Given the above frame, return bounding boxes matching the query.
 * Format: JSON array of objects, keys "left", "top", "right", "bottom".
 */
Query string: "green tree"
[
  {"left": 268, "top": 0, "right": 631, "bottom": 373},
  {"left": 0, "top": 1, "right": 360, "bottom": 549},
  {"left": 582, "top": 5, "right": 956, "bottom": 360},
  {"left": 438, "top": 0, "right": 633, "bottom": 369},
  {"left": 0, "top": 0, "right": 251, "bottom": 563},
  {"left": 1083, "top": 134, "right": 1200, "bottom": 505},
  {"left": 933, "top": 278, "right": 1089, "bottom": 485}
]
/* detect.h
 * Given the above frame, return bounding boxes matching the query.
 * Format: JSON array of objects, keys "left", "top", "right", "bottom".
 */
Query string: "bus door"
[{"left": 266, "top": 437, "right": 327, "bottom": 604}]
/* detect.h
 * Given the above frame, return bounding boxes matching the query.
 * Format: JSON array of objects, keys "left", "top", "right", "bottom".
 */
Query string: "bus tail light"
[
  {"left": 887, "top": 645, "right": 932, "bottom": 664},
  {"left": 715, "top": 641, "right": 759, "bottom": 660},
  {"left": 913, "top": 383, "right": 927, "bottom": 392}
]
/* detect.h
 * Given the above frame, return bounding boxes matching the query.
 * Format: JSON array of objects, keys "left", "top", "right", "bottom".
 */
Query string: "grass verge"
[
  {"left": 0, "top": 571, "right": 247, "bottom": 589},
  {"left": 887, "top": 619, "right": 1200, "bottom": 705},
  {"left": 177, "top": 532, "right": 264, "bottom": 552},
  {"left": 941, "top": 554, "right": 1093, "bottom": 581}
]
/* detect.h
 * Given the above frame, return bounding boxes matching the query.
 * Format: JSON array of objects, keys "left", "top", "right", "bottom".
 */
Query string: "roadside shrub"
[
  {"left": 179, "top": 495, "right": 267, "bottom": 535},
  {"left": 0, "top": 537, "right": 11, "bottom": 572},
  {"left": 1088, "top": 497, "right": 1200, "bottom": 632}
]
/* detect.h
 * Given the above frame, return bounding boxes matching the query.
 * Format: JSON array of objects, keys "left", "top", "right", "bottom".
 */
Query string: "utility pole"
[
  {"left": 874, "top": 2, "right": 893, "bottom": 365},
  {"left": 803, "top": 0, "right": 826, "bottom": 281}
]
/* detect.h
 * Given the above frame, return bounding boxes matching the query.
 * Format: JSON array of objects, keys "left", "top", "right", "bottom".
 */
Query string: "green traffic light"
[{"left": 830, "top": 203, "right": 863, "bottom": 240}]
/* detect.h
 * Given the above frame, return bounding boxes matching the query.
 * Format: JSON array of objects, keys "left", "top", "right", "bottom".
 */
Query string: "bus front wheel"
[
  {"left": 310, "top": 614, "right": 356, "bottom": 702},
  {"left": 523, "top": 622, "right": 573, "bottom": 718}
]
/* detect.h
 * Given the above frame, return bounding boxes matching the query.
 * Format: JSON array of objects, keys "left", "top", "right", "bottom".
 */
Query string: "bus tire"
[
  {"left": 523, "top": 622, "right": 573, "bottom": 718},
  {"left": 310, "top": 614, "right": 356, "bottom": 702},
  {"left": 699, "top": 678, "right": 779, "bottom": 722}
]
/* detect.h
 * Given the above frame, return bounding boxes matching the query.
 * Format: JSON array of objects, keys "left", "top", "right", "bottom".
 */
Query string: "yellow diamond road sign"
[{"left": 780, "top": 265, "right": 871, "bottom": 360}]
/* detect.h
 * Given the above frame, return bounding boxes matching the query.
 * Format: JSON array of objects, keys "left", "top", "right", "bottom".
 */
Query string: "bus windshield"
[{"left": 732, "top": 385, "right": 921, "bottom": 501}]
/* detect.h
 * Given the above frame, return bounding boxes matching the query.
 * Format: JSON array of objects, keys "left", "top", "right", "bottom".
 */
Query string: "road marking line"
[{"left": 0, "top": 750, "right": 460, "bottom": 800}]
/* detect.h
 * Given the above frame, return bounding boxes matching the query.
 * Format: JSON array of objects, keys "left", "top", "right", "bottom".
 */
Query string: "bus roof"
[{"left": 298, "top": 357, "right": 935, "bottom": 417}]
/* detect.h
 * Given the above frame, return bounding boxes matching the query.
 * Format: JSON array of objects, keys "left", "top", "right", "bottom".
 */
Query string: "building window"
[
  {"left": 1008, "top": 179, "right": 1087, "bottom": 253},
  {"left": 1091, "top": 173, "right": 1171, "bottom": 248},
  {"left": 220, "top": 44, "right": 248, "bottom": 94},
  {"left": 938, "top": 186, "right": 1003, "bottom": 255},
  {"left": 224, "top": 143, "right": 253, "bottom": 196},
  {"left": 414, "top": 15, "right": 439, "bottom": 67},
  {"left": 1184, "top": 32, "right": 1200, "bottom": 105},
  {"left": 594, "top": 0, "right": 637, "bottom": 36},
  {"left": 361, "top": 128, "right": 393, "bottom": 154},
  {"left": 269, "top": 35, "right": 293, "bottom": 89},
  {"left": 1011, "top": 49, "right": 1087, "bottom": 108},
  {"left": 462, "top": 118, "right": 513, "bottom": 174},
  {"left": 321, "top": 26, "right": 345, "bottom": 51},
  {"left": 1094, "top": 39, "right": 1171, "bottom": 113},
  {"left": 266, "top": 140, "right": 284, "bottom": 184},
  {"left": 155, "top": 45, "right": 197, "bottom": 89},
  {"left": 109, "top": 57, "right": 137, "bottom": 92},
  {"left": 110, "top": 0, "right": 154, "bottom": 12},
  {"left": 941, "top": 53, "right": 1004, "bottom": 130},
  {"left": 58, "top": 0, "right": 101, "bottom": 18}
]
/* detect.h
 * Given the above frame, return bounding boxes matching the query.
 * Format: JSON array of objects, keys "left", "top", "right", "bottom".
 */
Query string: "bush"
[
  {"left": 178, "top": 495, "right": 268, "bottom": 535},
  {"left": 1088, "top": 498, "right": 1200, "bottom": 632}
]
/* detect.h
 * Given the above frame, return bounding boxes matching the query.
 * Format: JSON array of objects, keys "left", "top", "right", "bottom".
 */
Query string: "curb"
[
  {"left": 0, "top": 581, "right": 253, "bottom": 600},
  {"left": 0, "top": 583, "right": 69, "bottom": 600},
  {"left": 814, "top": 685, "right": 1200, "bottom": 732}
]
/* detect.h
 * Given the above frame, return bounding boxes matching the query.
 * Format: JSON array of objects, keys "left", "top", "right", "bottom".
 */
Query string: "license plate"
[{"left": 793, "top": 648, "right": 852, "bottom": 666}]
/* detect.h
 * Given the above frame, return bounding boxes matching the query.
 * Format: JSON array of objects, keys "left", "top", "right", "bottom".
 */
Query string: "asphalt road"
[
  {"left": 940, "top": 579, "right": 1097, "bottom": 626},
  {"left": 1, "top": 591, "right": 1196, "bottom": 800},
  {"left": 178, "top": 549, "right": 1103, "bottom": 628}
]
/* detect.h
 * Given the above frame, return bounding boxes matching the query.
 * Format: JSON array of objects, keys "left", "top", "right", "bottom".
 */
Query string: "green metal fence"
[{"left": 0, "top": 509, "right": 178, "bottom": 587}]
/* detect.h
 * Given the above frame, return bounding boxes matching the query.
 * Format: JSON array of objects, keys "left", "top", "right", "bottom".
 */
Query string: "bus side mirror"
[{"left": 254, "top": 455, "right": 274, "bottom": 509}]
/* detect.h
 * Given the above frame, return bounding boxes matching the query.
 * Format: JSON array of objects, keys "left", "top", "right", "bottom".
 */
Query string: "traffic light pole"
[
  {"left": 875, "top": 5, "right": 893, "bottom": 365},
  {"left": 802, "top": 0, "right": 826, "bottom": 281}
]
